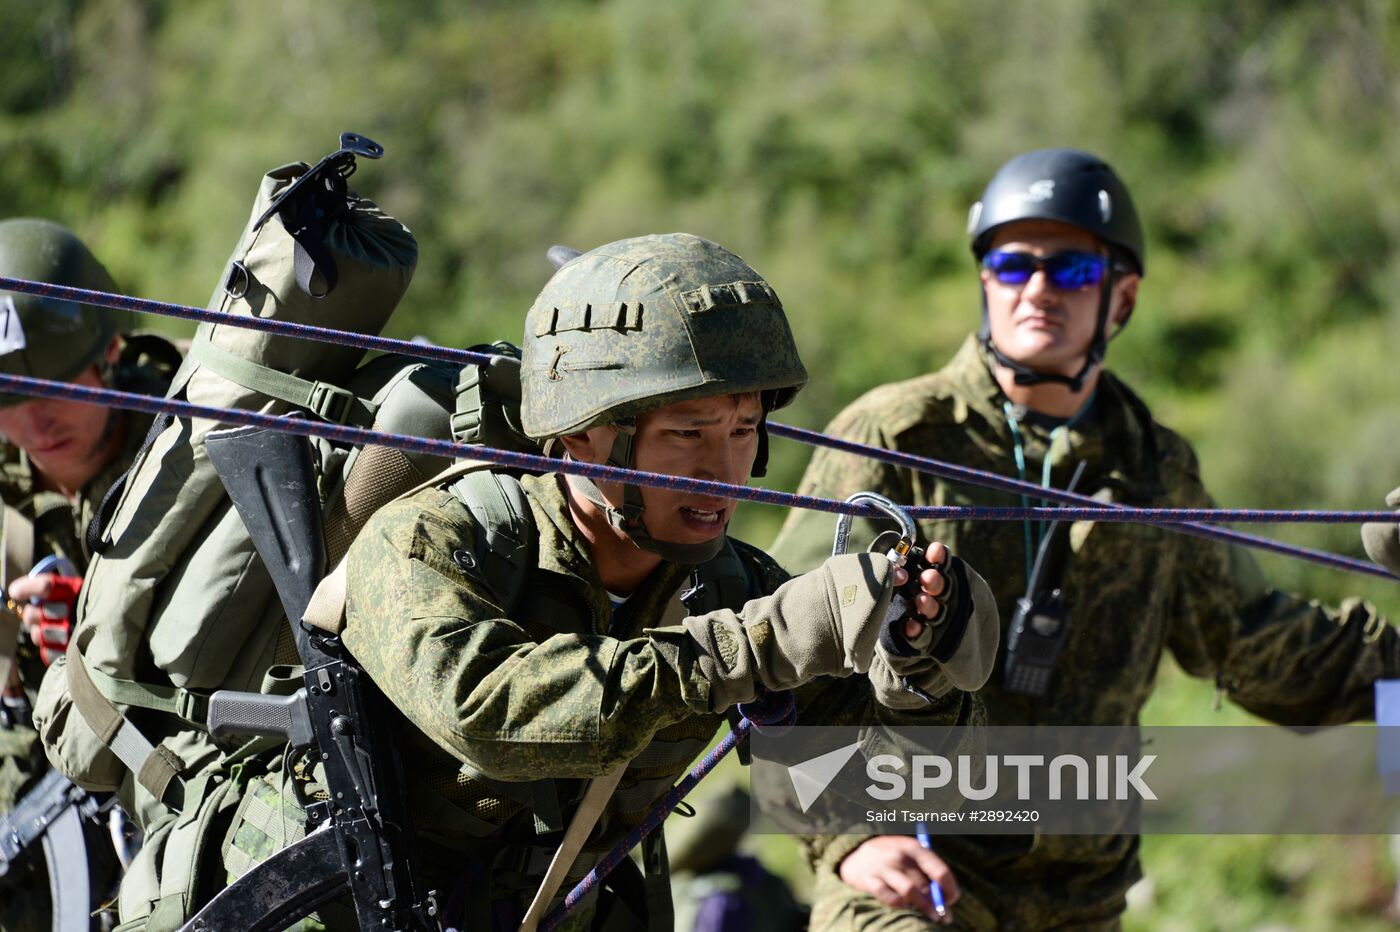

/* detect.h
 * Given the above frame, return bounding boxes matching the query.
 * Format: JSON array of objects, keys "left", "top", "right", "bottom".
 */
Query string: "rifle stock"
[
  {"left": 185, "top": 422, "right": 439, "bottom": 932},
  {"left": 180, "top": 823, "right": 350, "bottom": 932}
]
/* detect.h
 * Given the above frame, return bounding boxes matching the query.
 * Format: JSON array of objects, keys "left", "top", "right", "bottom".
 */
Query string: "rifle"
[
  {"left": 0, "top": 768, "right": 106, "bottom": 932},
  {"left": 180, "top": 422, "right": 439, "bottom": 932}
]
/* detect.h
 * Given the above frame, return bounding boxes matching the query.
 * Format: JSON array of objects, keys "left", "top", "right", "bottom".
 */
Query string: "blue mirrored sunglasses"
[{"left": 981, "top": 250, "right": 1110, "bottom": 290}]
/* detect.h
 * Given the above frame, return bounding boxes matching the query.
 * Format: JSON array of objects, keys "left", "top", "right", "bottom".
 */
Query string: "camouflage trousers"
[{"left": 808, "top": 866, "right": 1124, "bottom": 932}]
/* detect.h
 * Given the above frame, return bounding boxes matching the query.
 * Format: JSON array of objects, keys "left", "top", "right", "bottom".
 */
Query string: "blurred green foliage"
[{"left": 6, "top": 1, "right": 1400, "bottom": 926}]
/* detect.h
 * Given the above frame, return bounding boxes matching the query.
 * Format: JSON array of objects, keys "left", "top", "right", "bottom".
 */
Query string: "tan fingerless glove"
[{"left": 867, "top": 555, "right": 1000, "bottom": 709}]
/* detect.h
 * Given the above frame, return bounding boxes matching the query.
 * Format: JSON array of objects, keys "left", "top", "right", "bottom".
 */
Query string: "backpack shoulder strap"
[
  {"left": 681, "top": 538, "right": 760, "bottom": 616},
  {"left": 302, "top": 461, "right": 535, "bottom": 635},
  {"left": 448, "top": 470, "right": 534, "bottom": 616},
  {"left": 0, "top": 505, "right": 32, "bottom": 694}
]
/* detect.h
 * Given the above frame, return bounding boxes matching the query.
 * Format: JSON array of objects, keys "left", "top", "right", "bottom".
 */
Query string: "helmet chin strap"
[
  {"left": 565, "top": 423, "right": 727, "bottom": 565},
  {"left": 977, "top": 269, "right": 1117, "bottom": 394}
]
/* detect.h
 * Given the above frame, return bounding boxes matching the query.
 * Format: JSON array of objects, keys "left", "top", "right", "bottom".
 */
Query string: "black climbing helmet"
[{"left": 968, "top": 149, "right": 1145, "bottom": 391}]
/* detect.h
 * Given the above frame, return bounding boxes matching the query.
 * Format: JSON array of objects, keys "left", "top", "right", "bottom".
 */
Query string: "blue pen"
[{"left": 915, "top": 821, "right": 948, "bottom": 920}]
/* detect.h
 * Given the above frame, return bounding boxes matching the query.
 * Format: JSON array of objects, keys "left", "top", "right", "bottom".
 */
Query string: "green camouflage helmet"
[
  {"left": 520, "top": 232, "right": 806, "bottom": 438},
  {"left": 0, "top": 219, "right": 119, "bottom": 403},
  {"left": 520, "top": 233, "right": 807, "bottom": 562}
]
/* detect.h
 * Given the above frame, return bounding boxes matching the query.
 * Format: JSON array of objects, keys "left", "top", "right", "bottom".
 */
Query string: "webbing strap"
[
  {"left": 0, "top": 505, "right": 31, "bottom": 690},
  {"left": 76, "top": 655, "right": 209, "bottom": 725},
  {"left": 65, "top": 632, "right": 185, "bottom": 811},
  {"left": 3, "top": 504, "right": 34, "bottom": 585},
  {"left": 519, "top": 762, "right": 628, "bottom": 932},
  {"left": 187, "top": 337, "right": 378, "bottom": 427},
  {"left": 303, "top": 458, "right": 497, "bottom": 635},
  {"left": 303, "top": 557, "right": 349, "bottom": 635},
  {"left": 0, "top": 610, "right": 18, "bottom": 695}
]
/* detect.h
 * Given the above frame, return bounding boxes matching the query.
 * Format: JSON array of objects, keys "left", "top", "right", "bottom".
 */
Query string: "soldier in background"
[
  {"left": 667, "top": 785, "right": 806, "bottom": 932},
  {"left": 771, "top": 150, "right": 1400, "bottom": 929},
  {"left": 0, "top": 219, "right": 181, "bottom": 931}
]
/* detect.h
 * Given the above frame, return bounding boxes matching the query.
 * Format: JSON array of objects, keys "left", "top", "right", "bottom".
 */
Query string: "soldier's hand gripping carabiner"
[{"left": 832, "top": 492, "right": 950, "bottom": 704}]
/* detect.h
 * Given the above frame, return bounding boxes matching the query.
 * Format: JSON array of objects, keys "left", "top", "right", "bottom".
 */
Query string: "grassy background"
[{"left": 6, "top": 2, "right": 1400, "bottom": 927}]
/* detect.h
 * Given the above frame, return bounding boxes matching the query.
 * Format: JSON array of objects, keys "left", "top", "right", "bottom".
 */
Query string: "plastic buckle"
[
  {"left": 175, "top": 689, "right": 209, "bottom": 727},
  {"left": 309, "top": 382, "right": 357, "bottom": 425}
]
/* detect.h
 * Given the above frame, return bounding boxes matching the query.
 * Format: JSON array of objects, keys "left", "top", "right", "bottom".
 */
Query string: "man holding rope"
[
  {"left": 0, "top": 219, "right": 180, "bottom": 931},
  {"left": 771, "top": 149, "right": 1400, "bottom": 930},
  {"left": 314, "top": 232, "right": 1000, "bottom": 929}
]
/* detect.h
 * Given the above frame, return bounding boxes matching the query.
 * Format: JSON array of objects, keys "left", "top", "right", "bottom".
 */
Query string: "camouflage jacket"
[
  {"left": 770, "top": 336, "right": 1399, "bottom": 924},
  {"left": 341, "top": 471, "right": 981, "bottom": 926}
]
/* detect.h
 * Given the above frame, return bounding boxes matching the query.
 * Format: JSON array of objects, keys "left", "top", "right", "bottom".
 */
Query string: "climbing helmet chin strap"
[{"left": 564, "top": 420, "right": 727, "bottom": 565}]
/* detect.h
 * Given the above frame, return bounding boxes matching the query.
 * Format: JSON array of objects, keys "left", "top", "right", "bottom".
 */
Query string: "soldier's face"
[
  {"left": 981, "top": 220, "right": 1138, "bottom": 377},
  {"left": 632, "top": 393, "right": 762, "bottom": 543},
  {"left": 0, "top": 363, "right": 118, "bottom": 488},
  {"left": 574, "top": 394, "right": 763, "bottom": 545}
]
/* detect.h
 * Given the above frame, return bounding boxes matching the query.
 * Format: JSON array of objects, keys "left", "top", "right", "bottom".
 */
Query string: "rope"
[
  {"left": 768, "top": 422, "right": 1398, "bottom": 580},
  {"left": 0, "top": 373, "right": 1393, "bottom": 537},
  {"left": 0, "top": 275, "right": 495, "bottom": 370},
  {"left": 0, "top": 275, "right": 1395, "bottom": 580},
  {"left": 540, "top": 690, "right": 796, "bottom": 931}
]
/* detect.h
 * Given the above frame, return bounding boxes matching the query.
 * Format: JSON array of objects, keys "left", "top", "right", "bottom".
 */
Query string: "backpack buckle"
[
  {"left": 308, "top": 382, "right": 358, "bottom": 425},
  {"left": 175, "top": 688, "right": 210, "bottom": 727}
]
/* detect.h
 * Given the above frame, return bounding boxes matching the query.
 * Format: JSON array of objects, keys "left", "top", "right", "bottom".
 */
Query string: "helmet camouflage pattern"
[
  {"left": 520, "top": 232, "right": 807, "bottom": 439},
  {"left": 0, "top": 219, "right": 119, "bottom": 403}
]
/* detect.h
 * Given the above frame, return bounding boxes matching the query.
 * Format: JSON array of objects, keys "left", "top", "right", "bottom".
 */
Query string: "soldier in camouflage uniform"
[
  {"left": 770, "top": 150, "right": 1400, "bottom": 930},
  {"left": 331, "top": 233, "right": 999, "bottom": 930},
  {"left": 0, "top": 219, "right": 181, "bottom": 930}
]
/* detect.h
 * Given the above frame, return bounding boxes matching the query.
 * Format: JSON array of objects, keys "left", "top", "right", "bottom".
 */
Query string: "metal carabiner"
[
  {"left": 832, "top": 491, "right": 919, "bottom": 567},
  {"left": 832, "top": 492, "right": 946, "bottom": 706}
]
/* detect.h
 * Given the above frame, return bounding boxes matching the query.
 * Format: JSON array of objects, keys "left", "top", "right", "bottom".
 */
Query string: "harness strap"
[
  {"left": 518, "top": 761, "right": 627, "bottom": 932},
  {"left": 453, "top": 470, "right": 533, "bottom": 610},
  {"left": 3, "top": 503, "right": 34, "bottom": 584},
  {"left": 0, "top": 505, "right": 33, "bottom": 691},
  {"left": 75, "top": 652, "right": 210, "bottom": 725},
  {"left": 65, "top": 631, "right": 186, "bottom": 811},
  {"left": 186, "top": 337, "right": 379, "bottom": 427},
  {"left": 303, "top": 557, "right": 350, "bottom": 636}
]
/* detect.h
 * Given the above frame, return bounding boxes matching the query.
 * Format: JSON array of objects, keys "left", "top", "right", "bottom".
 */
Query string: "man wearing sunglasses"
[{"left": 771, "top": 148, "right": 1399, "bottom": 929}]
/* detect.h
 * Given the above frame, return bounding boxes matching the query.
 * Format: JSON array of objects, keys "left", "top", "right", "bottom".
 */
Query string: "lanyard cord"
[
  {"left": 1003, "top": 393, "right": 1096, "bottom": 582},
  {"left": 1003, "top": 402, "right": 1037, "bottom": 583}
]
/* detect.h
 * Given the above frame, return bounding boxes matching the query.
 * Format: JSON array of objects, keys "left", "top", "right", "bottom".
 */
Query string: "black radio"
[
  {"left": 1001, "top": 461, "right": 1085, "bottom": 698},
  {"left": 1003, "top": 590, "right": 1071, "bottom": 697}
]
